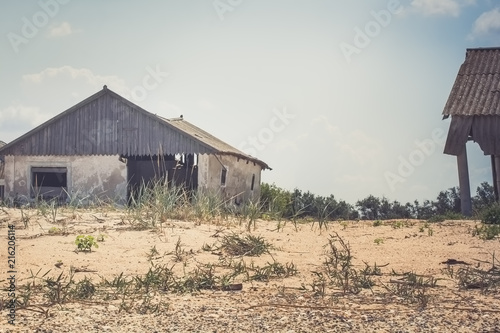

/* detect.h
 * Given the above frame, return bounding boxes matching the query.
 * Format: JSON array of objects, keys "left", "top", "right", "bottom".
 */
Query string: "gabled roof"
[
  {"left": 0, "top": 86, "right": 270, "bottom": 169},
  {"left": 442, "top": 47, "right": 500, "bottom": 117}
]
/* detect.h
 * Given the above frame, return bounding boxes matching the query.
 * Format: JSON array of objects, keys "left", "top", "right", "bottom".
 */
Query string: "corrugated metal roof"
[
  {"left": 0, "top": 87, "right": 270, "bottom": 169},
  {"left": 158, "top": 116, "right": 270, "bottom": 169},
  {"left": 442, "top": 47, "right": 500, "bottom": 116}
]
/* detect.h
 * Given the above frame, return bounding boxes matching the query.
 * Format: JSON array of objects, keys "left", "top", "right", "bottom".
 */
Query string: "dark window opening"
[
  {"left": 32, "top": 168, "right": 67, "bottom": 188},
  {"left": 221, "top": 168, "right": 227, "bottom": 186},
  {"left": 31, "top": 167, "right": 67, "bottom": 200},
  {"left": 251, "top": 174, "right": 255, "bottom": 191},
  {"left": 0, "top": 185, "right": 4, "bottom": 201}
]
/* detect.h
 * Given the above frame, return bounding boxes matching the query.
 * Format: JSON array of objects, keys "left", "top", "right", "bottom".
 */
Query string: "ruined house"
[
  {"left": 442, "top": 47, "right": 500, "bottom": 216},
  {"left": 0, "top": 86, "right": 270, "bottom": 205}
]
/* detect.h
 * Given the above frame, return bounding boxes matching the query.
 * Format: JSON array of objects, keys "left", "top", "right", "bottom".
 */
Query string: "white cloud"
[
  {"left": 23, "top": 66, "right": 129, "bottom": 96},
  {"left": 471, "top": 7, "right": 500, "bottom": 36},
  {"left": 48, "top": 22, "right": 74, "bottom": 38},
  {"left": 0, "top": 104, "right": 45, "bottom": 126},
  {"left": 0, "top": 104, "right": 47, "bottom": 142},
  {"left": 409, "top": 0, "right": 475, "bottom": 16}
]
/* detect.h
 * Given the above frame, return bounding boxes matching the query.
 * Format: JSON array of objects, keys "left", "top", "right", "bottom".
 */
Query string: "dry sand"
[{"left": 1, "top": 207, "right": 499, "bottom": 332}]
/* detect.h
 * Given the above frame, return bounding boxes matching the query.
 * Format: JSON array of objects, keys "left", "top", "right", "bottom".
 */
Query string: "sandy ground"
[{"left": 1, "top": 206, "right": 499, "bottom": 332}]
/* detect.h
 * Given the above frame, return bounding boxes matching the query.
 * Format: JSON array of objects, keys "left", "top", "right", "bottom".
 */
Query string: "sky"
[{"left": 1, "top": 0, "right": 500, "bottom": 205}]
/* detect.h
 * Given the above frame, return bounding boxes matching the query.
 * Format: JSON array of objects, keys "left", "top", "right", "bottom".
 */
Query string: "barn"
[
  {"left": 442, "top": 47, "right": 500, "bottom": 216},
  {"left": 0, "top": 86, "right": 270, "bottom": 205}
]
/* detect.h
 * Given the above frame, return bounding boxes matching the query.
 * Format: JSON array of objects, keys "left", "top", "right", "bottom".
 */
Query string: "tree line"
[{"left": 260, "top": 182, "right": 496, "bottom": 221}]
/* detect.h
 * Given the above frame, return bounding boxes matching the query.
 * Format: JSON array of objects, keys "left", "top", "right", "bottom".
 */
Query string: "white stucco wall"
[
  {"left": 3, "top": 155, "right": 127, "bottom": 204},
  {"left": 198, "top": 154, "right": 262, "bottom": 203}
]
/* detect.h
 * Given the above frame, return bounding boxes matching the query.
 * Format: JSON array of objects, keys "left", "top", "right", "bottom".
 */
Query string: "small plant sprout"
[
  {"left": 97, "top": 234, "right": 108, "bottom": 242},
  {"left": 75, "top": 235, "right": 99, "bottom": 252}
]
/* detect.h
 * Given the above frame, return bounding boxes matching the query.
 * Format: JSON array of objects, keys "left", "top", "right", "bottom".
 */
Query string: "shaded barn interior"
[
  {"left": 442, "top": 47, "right": 500, "bottom": 215},
  {"left": 126, "top": 153, "right": 199, "bottom": 202}
]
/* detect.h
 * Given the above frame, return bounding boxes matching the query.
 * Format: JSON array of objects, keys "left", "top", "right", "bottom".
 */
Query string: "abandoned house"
[
  {"left": 442, "top": 47, "right": 500, "bottom": 216},
  {"left": 0, "top": 86, "right": 270, "bottom": 205}
]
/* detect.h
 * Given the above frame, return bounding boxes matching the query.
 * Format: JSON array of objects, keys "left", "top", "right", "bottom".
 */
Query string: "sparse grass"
[
  {"left": 382, "top": 272, "right": 436, "bottom": 309},
  {"left": 248, "top": 261, "right": 298, "bottom": 282},
  {"left": 427, "top": 215, "right": 445, "bottom": 223},
  {"left": 240, "top": 200, "right": 263, "bottom": 232},
  {"left": 472, "top": 224, "right": 500, "bottom": 240},
  {"left": 374, "top": 238, "right": 384, "bottom": 245},
  {"left": 218, "top": 233, "right": 273, "bottom": 257},
  {"left": 170, "top": 237, "right": 188, "bottom": 262},
  {"left": 321, "top": 232, "right": 375, "bottom": 295},
  {"left": 444, "top": 252, "right": 499, "bottom": 293},
  {"left": 391, "top": 220, "right": 413, "bottom": 229}
]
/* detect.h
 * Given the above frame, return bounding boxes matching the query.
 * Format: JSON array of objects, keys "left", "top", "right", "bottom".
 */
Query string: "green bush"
[
  {"left": 481, "top": 204, "right": 500, "bottom": 225},
  {"left": 75, "top": 235, "right": 99, "bottom": 252}
]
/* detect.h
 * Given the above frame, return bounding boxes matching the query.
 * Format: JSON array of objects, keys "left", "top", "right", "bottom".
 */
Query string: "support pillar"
[
  {"left": 494, "top": 155, "right": 500, "bottom": 203},
  {"left": 492, "top": 156, "right": 499, "bottom": 202},
  {"left": 457, "top": 147, "right": 472, "bottom": 216}
]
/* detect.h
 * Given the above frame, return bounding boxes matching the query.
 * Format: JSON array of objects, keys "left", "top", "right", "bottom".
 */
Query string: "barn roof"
[
  {"left": 443, "top": 47, "right": 500, "bottom": 156},
  {"left": 442, "top": 47, "right": 500, "bottom": 117},
  {"left": 0, "top": 86, "right": 270, "bottom": 169}
]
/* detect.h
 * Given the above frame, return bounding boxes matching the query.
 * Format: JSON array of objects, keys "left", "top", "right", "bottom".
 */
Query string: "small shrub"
[
  {"left": 392, "top": 221, "right": 401, "bottom": 229},
  {"left": 75, "top": 235, "right": 99, "bottom": 252},
  {"left": 48, "top": 227, "right": 62, "bottom": 235},
  {"left": 220, "top": 234, "right": 272, "bottom": 257},
  {"left": 481, "top": 204, "right": 500, "bottom": 225},
  {"left": 373, "top": 220, "right": 382, "bottom": 227},
  {"left": 374, "top": 238, "right": 384, "bottom": 245},
  {"left": 96, "top": 234, "right": 107, "bottom": 242},
  {"left": 472, "top": 224, "right": 500, "bottom": 240}
]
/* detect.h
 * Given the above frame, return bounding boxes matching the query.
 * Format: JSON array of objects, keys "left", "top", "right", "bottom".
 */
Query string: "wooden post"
[
  {"left": 495, "top": 155, "right": 500, "bottom": 203},
  {"left": 457, "top": 147, "right": 472, "bottom": 216},
  {"left": 492, "top": 155, "right": 499, "bottom": 202}
]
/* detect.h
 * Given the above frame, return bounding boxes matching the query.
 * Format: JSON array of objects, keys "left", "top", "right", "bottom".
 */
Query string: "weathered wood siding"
[
  {"left": 444, "top": 115, "right": 500, "bottom": 156},
  {"left": 0, "top": 89, "right": 217, "bottom": 157}
]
